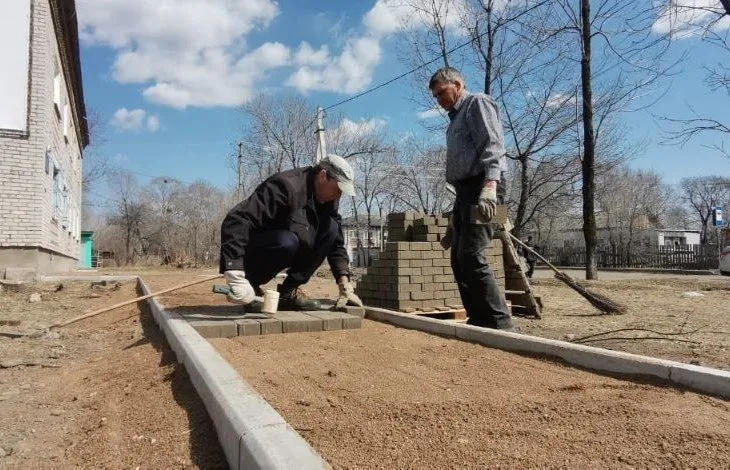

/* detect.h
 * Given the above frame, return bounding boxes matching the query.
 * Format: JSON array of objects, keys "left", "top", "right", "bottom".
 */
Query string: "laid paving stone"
[
  {"left": 192, "top": 321, "right": 222, "bottom": 338},
  {"left": 183, "top": 308, "right": 362, "bottom": 337},
  {"left": 236, "top": 319, "right": 261, "bottom": 336},
  {"left": 258, "top": 318, "right": 282, "bottom": 335},
  {"left": 304, "top": 311, "right": 344, "bottom": 330},
  {"left": 276, "top": 311, "right": 323, "bottom": 333},
  {"left": 341, "top": 313, "right": 362, "bottom": 330}
]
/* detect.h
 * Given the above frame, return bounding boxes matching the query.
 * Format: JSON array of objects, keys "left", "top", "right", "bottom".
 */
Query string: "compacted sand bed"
[{"left": 212, "top": 320, "right": 730, "bottom": 469}]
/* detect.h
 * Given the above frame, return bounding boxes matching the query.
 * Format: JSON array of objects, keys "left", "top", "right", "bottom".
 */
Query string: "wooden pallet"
[{"left": 410, "top": 308, "right": 467, "bottom": 321}]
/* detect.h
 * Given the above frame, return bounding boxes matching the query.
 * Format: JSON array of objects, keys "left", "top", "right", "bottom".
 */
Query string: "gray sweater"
[{"left": 446, "top": 92, "right": 506, "bottom": 184}]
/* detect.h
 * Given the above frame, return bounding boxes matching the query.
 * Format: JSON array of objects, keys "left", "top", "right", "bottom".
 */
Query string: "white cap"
[{"left": 319, "top": 154, "right": 355, "bottom": 196}]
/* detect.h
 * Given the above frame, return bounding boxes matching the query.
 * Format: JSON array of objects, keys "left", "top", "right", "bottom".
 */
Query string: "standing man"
[
  {"left": 430, "top": 66, "right": 515, "bottom": 331},
  {"left": 219, "top": 155, "right": 363, "bottom": 312}
]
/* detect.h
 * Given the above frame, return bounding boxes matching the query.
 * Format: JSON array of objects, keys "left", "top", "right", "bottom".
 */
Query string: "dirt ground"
[
  {"left": 214, "top": 321, "right": 730, "bottom": 469},
  {"left": 0, "top": 278, "right": 227, "bottom": 468},
  {"left": 0, "top": 267, "right": 728, "bottom": 468}
]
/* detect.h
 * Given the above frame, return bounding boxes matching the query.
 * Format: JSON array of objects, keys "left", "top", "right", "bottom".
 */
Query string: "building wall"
[{"left": 0, "top": 0, "right": 84, "bottom": 277}]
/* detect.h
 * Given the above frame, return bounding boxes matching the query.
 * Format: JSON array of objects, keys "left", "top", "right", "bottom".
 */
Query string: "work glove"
[
  {"left": 477, "top": 183, "right": 498, "bottom": 222},
  {"left": 440, "top": 225, "right": 453, "bottom": 250},
  {"left": 335, "top": 279, "right": 363, "bottom": 309},
  {"left": 224, "top": 270, "right": 256, "bottom": 304}
]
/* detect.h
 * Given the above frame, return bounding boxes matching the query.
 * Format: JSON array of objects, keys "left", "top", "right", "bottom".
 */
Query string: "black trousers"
[
  {"left": 243, "top": 216, "right": 338, "bottom": 290},
  {"left": 451, "top": 174, "right": 513, "bottom": 329}
]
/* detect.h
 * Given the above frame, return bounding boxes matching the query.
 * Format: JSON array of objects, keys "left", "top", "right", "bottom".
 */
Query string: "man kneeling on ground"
[{"left": 219, "top": 155, "right": 363, "bottom": 312}]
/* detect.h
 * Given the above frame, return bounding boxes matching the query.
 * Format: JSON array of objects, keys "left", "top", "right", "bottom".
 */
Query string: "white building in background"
[{"left": 0, "top": 0, "right": 89, "bottom": 279}]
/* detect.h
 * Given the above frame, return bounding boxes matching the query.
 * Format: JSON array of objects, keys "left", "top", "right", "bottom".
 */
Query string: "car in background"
[{"left": 720, "top": 246, "right": 730, "bottom": 275}]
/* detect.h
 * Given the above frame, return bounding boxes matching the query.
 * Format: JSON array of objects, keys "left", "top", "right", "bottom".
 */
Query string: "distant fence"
[{"left": 539, "top": 244, "right": 719, "bottom": 270}]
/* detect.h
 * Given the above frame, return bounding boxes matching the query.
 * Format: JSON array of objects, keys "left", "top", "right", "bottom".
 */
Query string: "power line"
[{"left": 323, "top": 28, "right": 489, "bottom": 112}]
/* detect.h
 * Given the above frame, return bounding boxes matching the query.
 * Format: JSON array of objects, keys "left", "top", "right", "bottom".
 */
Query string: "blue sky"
[{"left": 77, "top": 0, "right": 729, "bottom": 205}]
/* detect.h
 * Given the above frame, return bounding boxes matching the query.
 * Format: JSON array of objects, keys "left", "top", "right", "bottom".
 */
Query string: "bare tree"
[
  {"left": 390, "top": 139, "right": 454, "bottom": 214},
  {"left": 657, "top": 2, "right": 730, "bottom": 156},
  {"left": 105, "top": 169, "right": 147, "bottom": 265},
  {"left": 596, "top": 166, "right": 667, "bottom": 257},
  {"left": 679, "top": 175, "right": 730, "bottom": 243},
  {"left": 239, "top": 94, "right": 318, "bottom": 184},
  {"left": 542, "top": 0, "right": 679, "bottom": 279}
]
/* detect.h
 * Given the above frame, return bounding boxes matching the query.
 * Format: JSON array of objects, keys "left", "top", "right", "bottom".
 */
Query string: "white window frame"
[{"left": 53, "top": 62, "right": 62, "bottom": 118}]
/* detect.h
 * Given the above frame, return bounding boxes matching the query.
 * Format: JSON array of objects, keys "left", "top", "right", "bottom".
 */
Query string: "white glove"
[
  {"left": 478, "top": 183, "right": 497, "bottom": 221},
  {"left": 224, "top": 270, "right": 256, "bottom": 304},
  {"left": 335, "top": 279, "right": 364, "bottom": 309}
]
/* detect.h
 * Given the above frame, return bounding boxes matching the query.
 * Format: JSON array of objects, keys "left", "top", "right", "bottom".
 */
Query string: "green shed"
[{"left": 80, "top": 231, "right": 94, "bottom": 269}]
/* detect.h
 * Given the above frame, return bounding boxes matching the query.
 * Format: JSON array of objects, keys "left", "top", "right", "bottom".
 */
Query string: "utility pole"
[
  {"left": 237, "top": 142, "right": 244, "bottom": 200},
  {"left": 315, "top": 107, "right": 326, "bottom": 163}
]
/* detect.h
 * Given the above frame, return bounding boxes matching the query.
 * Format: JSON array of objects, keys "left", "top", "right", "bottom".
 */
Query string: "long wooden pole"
[{"left": 53, "top": 274, "right": 224, "bottom": 329}]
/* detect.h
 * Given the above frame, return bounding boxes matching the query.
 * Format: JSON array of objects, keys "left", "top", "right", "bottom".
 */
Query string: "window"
[
  {"left": 53, "top": 62, "right": 62, "bottom": 116},
  {"left": 51, "top": 162, "right": 68, "bottom": 223},
  {"left": 63, "top": 104, "right": 70, "bottom": 141}
]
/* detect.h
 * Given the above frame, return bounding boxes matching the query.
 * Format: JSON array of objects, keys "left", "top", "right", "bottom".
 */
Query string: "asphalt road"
[{"left": 531, "top": 267, "right": 724, "bottom": 281}]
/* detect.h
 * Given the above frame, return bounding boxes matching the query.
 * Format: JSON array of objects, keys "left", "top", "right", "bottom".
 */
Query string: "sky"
[{"left": 77, "top": 0, "right": 730, "bottom": 205}]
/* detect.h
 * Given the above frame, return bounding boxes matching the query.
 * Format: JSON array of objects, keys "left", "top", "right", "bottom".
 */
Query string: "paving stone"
[
  {"left": 304, "top": 311, "right": 344, "bottom": 330},
  {"left": 236, "top": 319, "right": 261, "bottom": 336},
  {"left": 275, "top": 311, "right": 322, "bottom": 333},
  {"left": 258, "top": 318, "right": 282, "bottom": 335},
  {"left": 191, "top": 321, "right": 222, "bottom": 338},
  {"left": 340, "top": 313, "right": 362, "bottom": 329}
]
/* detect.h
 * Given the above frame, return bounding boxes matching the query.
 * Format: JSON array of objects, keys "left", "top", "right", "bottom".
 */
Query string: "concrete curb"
[
  {"left": 535, "top": 267, "right": 716, "bottom": 276},
  {"left": 365, "top": 307, "right": 730, "bottom": 399},
  {"left": 137, "top": 278, "right": 329, "bottom": 470}
]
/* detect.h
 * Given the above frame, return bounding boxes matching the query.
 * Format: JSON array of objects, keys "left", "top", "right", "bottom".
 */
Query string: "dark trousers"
[
  {"left": 451, "top": 174, "right": 513, "bottom": 329},
  {"left": 243, "top": 216, "right": 338, "bottom": 290},
  {"left": 526, "top": 260, "right": 535, "bottom": 279}
]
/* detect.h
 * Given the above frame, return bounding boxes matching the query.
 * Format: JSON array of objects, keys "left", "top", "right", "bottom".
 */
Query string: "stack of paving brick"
[{"left": 354, "top": 212, "right": 505, "bottom": 312}]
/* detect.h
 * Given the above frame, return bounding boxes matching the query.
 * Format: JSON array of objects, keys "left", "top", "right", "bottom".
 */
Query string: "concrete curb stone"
[
  {"left": 138, "top": 278, "right": 329, "bottom": 470},
  {"left": 365, "top": 306, "right": 729, "bottom": 399}
]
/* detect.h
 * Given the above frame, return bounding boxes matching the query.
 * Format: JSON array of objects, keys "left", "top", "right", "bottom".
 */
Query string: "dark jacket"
[{"left": 219, "top": 167, "right": 350, "bottom": 279}]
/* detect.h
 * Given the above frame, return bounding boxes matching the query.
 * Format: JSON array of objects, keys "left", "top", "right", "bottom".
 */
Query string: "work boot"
[{"left": 277, "top": 284, "right": 321, "bottom": 311}]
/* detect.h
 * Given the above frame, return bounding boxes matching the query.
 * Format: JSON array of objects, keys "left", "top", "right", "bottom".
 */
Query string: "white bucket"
[{"left": 262, "top": 289, "right": 280, "bottom": 314}]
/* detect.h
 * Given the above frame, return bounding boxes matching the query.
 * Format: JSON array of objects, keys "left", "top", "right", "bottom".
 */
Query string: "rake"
[{"left": 508, "top": 234, "right": 627, "bottom": 315}]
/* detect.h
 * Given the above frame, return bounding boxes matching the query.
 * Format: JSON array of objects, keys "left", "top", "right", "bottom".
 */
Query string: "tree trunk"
[
  {"left": 580, "top": 0, "right": 598, "bottom": 280},
  {"left": 513, "top": 155, "right": 530, "bottom": 238}
]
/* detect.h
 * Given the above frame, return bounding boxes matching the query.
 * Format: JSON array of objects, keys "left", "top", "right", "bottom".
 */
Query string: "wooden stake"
[{"left": 54, "top": 274, "right": 224, "bottom": 329}]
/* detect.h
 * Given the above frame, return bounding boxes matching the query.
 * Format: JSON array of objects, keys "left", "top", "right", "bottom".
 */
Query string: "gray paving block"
[
  {"left": 220, "top": 321, "right": 238, "bottom": 338},
  {"left": 670, "top": 363, "right": 730, "bottom": 399},
  {"left": 276, "top": 311, "right": 322, "bottom": 333},
  {"left": 341, "top": 313, "right": 362, "bottom": 330},
  {"left": 236, "top": 319, "right": 261, "bottom": 336},
  {"left": 191, "top": 320, "right": 222, "bottom": 338},
  {"left": 304, "top": 311, "right": 344, "bottom": 330},
  {"left": 343, "top": 306, "right": 365, "bottom": 318},
  {"left": 259, "top": 318, "right": 282, "bottom": 335}
]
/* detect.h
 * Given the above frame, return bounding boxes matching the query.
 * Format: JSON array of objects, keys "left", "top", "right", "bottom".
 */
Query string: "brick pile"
[{"left": 354, "top": 212, "right": 505, "bottom": 312}]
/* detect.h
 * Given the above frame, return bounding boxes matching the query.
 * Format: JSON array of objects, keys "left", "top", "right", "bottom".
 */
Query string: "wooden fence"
[{"left": 539, "top": 244, "right": 719, "bottom": 270}]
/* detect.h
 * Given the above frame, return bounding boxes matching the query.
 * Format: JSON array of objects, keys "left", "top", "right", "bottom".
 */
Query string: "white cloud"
[
  {"left": 364, "top": 0, "right": 466, "bottom": 38},
  {"left": 287, "top": 37, "right": 381, "bottom": 94},
  {"left": 545, "top": 93, "right": 576, "bottom": 109},
  {"left": 111, "top": 108, "right": 160, "bottom": 132},
  {"left": 335, "top": 117, "right": 387, "bottom": 139},
  {"left": 653, "top": 0, "right": 730, "bottom": 38},
  {"left": 146, "top": 115, "right": 160, "bottom": 132},
  {"left": 287, "top": 0, "right": 468, "bottom": 95},
  {"left": 417, "top": 108, "right": 444, "bottom": 119},
  {"left": 78, "top": 0, "right": 286, "bottom": 109}
]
